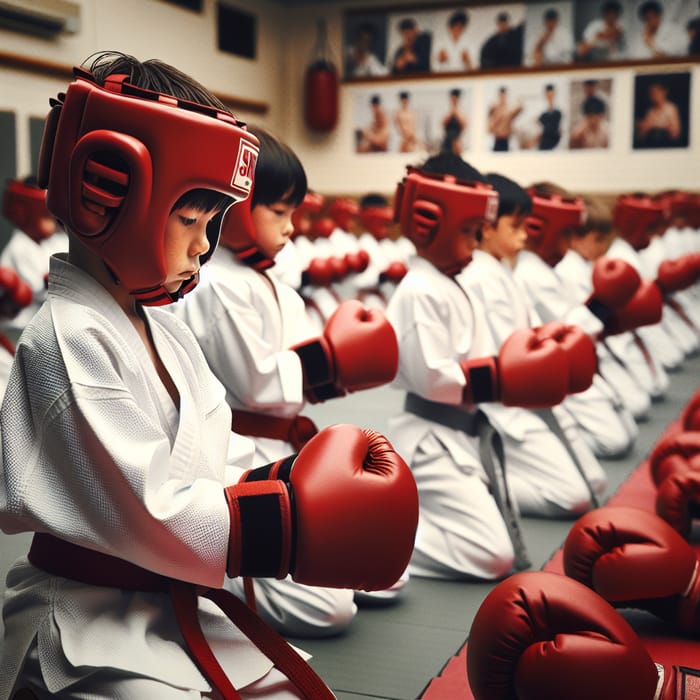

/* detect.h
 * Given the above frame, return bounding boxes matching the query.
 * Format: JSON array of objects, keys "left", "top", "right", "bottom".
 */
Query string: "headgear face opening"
[
  {"left": 2, "top": 179, "right": 56, "bottom": 243},
  {"left": 525, "top": 192, "right": 586, "bottom": 266},
  {"left": 37, "top": 68, "right": 260, "bottom": 305},
  {"left": 613, "top": 193, "right": 668, "bottom": 251},
  {"left": 394, "top": 168, "right": 498, "bottom": 275}
]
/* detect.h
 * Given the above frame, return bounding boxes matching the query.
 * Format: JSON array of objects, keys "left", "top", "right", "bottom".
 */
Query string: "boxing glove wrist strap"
[
  {"left": 586, "top": 296, "right": 614, "bottom": 323},
  {"left": 462, "top": 359, "right": 499, "bottom": 405},
  {"left": 292, "top": 337, "right": 335, "bottom": 388}
]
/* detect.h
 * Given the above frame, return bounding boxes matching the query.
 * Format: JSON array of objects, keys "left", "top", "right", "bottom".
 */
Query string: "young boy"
[
  {"left": 385, "top": 152, "right": 587, "bottom": 581},
  {"left": 458, "top": 172, "right": 606, "bottom": 517},
  {"left": 172, "top": 126, "right": 405, "bottom": 630},
  {"left": 0, "top": 52, "right": 418, "bottom": 699},
  {"left": 513, "top": 182, "right": 639, "bottom": 459},
  {"left": 1, "top": 176, "right": 69, "bottom": 334},
  {"left": 556, "top": 195, "right": 668, "bottom": 408}
]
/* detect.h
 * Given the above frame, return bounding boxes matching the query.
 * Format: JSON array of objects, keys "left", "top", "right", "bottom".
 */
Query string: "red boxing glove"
[
  {"left": 291, "top": 300, "right": 398, "bottom": 402},
  {"left": 0, "top": 266, "right": 33, "bottom": 320},
  {"left": 680, "top": 390, "right": 700, "bottom": 431},
  {"left": 656, "top": 468, "right": 700, "bottom": 539},
  {"left": 461, "top": 327, "right": 569, "bottom": 408},
  {"left": 656, "top": 256, "right": 698, "bottom": 294},
  {"left": 535, "top": 321, "right": 598, "bottom": 394},
  {"left": 467, "top": 571, "right": 664, "bottom": 700},
  {"left": 602, "top": 280, "right": 663, "bottom": 335},
  {"left": 228, "top": 424, "right": 419, "bottom": 591},
  {"left": 649, "top": 431, "right": 700, "bottom": 486},
  {"left": 379, "top": 260, "right": 408, "bottom": 284},
  {"left": 563, "top": 506, "right": 700, "bottom": 634},
  {"left": 585, "top": 257, "right": 641, "bottom": 323},
  {"left": 328, "top": 255, "right": 349, "bottom": 282},
  {"left": 344, "top": 249, "right": 370, "bottom": 274},
  {"left": 301, "top": 257, "right": 334, "bottom": 287}
]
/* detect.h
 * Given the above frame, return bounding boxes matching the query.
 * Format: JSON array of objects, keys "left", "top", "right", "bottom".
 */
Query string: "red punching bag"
[{"left": 304, "top": 18, "right": 338, "bottom": 132}]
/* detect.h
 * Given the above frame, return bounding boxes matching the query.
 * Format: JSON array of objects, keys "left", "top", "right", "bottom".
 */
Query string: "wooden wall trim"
[{"left": 0, "top": 50, "right": 269, "bottom": 115}]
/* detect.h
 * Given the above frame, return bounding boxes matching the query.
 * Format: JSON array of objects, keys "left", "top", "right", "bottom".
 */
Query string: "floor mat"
[{"left": 421, "top": 413, "right": 700, "bottom": 699}]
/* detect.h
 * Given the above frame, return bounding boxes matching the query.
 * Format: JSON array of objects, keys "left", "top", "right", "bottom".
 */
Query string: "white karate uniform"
[
  {"left": 555, "top": 248, "right": 665, "bottom": 409},
  {"left": 0, "top": 254, "right": 316, "bottom": 699},
  {"left": 514, "top": 249, "right": 638, "bottom": 458},
  {"left": 386, "top": 256, "right": 515, "bottom": 580},
  {"left": 458, "top": 250, "right": 606, "bottom": 511},
  {"left": 352, "top": 231, "right": 391, "bottom": 310},
  {"left": 293, "top": 235, "right": 340, "bottom": 335},
  {"left": 171, "top": 247, "right": 359, "bottom": 634},
  {"left": 608, "top": 237, "right": 694, "bottom": 370},
  {"left": 0, "top": 228, "right": 69, "bottom": 335}
]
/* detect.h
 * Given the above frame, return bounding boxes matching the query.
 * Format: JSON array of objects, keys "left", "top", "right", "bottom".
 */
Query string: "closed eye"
[{"left": 178, "top": 216, "right": 197, "bottom": 226}]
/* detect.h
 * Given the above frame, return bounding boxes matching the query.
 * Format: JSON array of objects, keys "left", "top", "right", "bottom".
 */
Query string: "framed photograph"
[
  {"left": 632, "top": 70, "right": 691, "bottom": 149},
  {"left": 342, "top": 1, "right": 698, "bottom": 82},
  {"left": 351, "top": 82, "right": 474, "bottom": 155},
  {"left": 568, "top": 77, "right": 614, "bottom": 149}
]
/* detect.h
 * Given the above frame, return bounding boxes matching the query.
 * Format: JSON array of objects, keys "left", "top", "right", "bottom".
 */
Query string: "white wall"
[{"left": 1, "top": 0, "right": 698, "bottom": 195}]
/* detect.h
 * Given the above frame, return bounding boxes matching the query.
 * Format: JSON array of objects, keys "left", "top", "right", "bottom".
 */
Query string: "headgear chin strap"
[
  {"left": 525, "top": 191, "right": 586, "bottom": 266},
  {"left": 2, "top": 179, "right": 56, "bottom": 243},
  {"left": 394, "top": 168, "right": 498, "bottom": 275},
  {"left": 37, "top": 68, "right": 259, "bottom": 305},
  {"left": 613, "top": 193, "right": 668, "bottom": 251}
]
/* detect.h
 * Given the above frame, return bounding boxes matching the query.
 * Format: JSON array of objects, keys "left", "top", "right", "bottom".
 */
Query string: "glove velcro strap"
[
  {"left": 586, "top": 296, "right": 614, "bottom": 323},
  {"left": 293, "top": 337, "right": 335, "bottom": 389},
  {"left": 243, "top": 454, "right": 297, "bottom": 483},
  {"left": 225, "top": 481, "right": 293, "bottom": 579},
  {"left": 462, "top": 359, "right": 499, "bottom": 405}
]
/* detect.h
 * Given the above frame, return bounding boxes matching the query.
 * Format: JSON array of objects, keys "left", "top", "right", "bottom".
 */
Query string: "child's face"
[
  {"left": 163, "top": 205, "right": 218, "bottom": 293},
  {"left": 482, "top": 213, "right": 528, "bottom": 260},
  {"left": 251, "top": 201, "right": 296, "bottom": 260},
  {"left": 569, "top": 229, "right": 613, "bottom": 261}
]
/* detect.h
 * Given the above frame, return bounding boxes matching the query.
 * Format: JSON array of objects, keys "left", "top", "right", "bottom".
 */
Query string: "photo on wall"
[
  {"left": 342, "top": 0, "right": 699, "bottom": 80},
  {"left": 568, "top": 77, "right": 614, "bottom": 149},
  {"left": 482, "top": 75, "right": 571, "bottom": 153},
  {"left": 632, "top": 70, "right": 691, "bottom": 150},
  {"left": 352, "top": 82, "right": 474, "bottom": 156}
]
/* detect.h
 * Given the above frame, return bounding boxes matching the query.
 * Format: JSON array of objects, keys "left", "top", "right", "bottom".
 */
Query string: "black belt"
[{"left": 403, "top": 392, "right": 530, "bottom": 571}]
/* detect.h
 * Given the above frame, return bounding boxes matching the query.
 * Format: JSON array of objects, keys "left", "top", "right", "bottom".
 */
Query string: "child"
[
  {"left": 556, "top": 195, "right": 669, "bottom": 407},
  {"left": 0, "top": 176, "right": 69, "bottom": 334},
  {"left": 172, "top": 125, "right": 406, "bottom": 628},
  {"left": 458, "top": 172, "right": 606, "bottom": 517},
  {"left": 0, "top": 52, "right": 418, "bottom": 699},
  {"left": 513, "top": 182, "right": 639, "bottom": 459},
  {"left": 385, "top": 152, "right": 586, "bottom": 581}
]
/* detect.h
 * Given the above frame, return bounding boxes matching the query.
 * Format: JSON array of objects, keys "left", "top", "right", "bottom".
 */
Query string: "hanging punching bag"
[{"left": 304, "top": 18, "right": 338, "bottom": 132}]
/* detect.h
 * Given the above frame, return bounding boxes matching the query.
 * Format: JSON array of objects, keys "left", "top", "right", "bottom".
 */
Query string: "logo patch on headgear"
[
  {"left": 232, "top": 139, "right": 258, "bottom": 200},
  {"left": 484, "top": 192, "right": 499, "bottom": 224}
]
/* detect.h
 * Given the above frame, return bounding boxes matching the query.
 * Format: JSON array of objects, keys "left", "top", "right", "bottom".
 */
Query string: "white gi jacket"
[
  {"left": 0, "top": 229, "right": 69, "bottom": 334},
  {"left": 0, "top": 254, "right": 286, "bottom": 696},
  {"left": 386, "top": 256, "right": 514, "bottom": 580}
]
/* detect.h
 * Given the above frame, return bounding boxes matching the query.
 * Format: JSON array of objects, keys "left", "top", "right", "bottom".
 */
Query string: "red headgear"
[
  {"left": 37, "top": 68, "right": 259, "bottom": 305},
  {"left": 327, "top": 197, "right": 360, "bottom": 232},
  {"left": 291, "top": 191, "right": 325, "bottom": 238},
  {"left": 526, "top": 191, "right": 586, "bottom": 266},
  {"left": 613, "top": 193, "right": 668, "bottom": 251},
  {"left": 2, "top": 179, "right": 57, "bottom": 243},
  {"left": 360, "top": 205, "right": 393, "bottom": 240},
  {"left": 394, "top": 168, "right": 498, "bottom": 275}
]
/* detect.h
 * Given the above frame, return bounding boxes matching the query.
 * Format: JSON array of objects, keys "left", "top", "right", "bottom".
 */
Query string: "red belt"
[
  {"left": 27, "top": 533, "right": 333, "bottom": 699},
  {"left": 231, "top": 410, "right": 318, "bottom": 451}
]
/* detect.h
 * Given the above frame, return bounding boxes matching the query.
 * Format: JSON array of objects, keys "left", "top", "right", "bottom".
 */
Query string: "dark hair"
[
  {"left": 399, "top": 91, "right": 410, "bottom": 100},
  {"left": 580, "top": 196, "right": 613, "bottom": 236},
  {"left": 370, "top": 94, "right": 381, "bottom": 105},
  {"left": 544, "top": 8, "right": 559, "bottom": 21},
  {"left": 602, "top": 1, "right": 622, "bottom": 15},
  {"left": 247, "top": 126, "right": 307, "bottom": 209},
  {"left": 85, "top": 52, "right": 236, "bottom": 215},
  {"left": 448, "top": 10, "right": 468, "bottom": 27},
  {"left": 545, "top": 83, "right": 555, "bottom": 91},
  {"left": 356, "top": 21, "right": 377, "bottom": 39},
  {"left": 399, "top": 17, "right": 417, "bottom": 31},
  {"left": 360, "top": 193, "right": 389, "bottom": 208},
  {"left": 496, "top": 12, "right": 510, "bottom": 23},
  {"left": 450, "top": 88, "right": 462, "bottom": 98},
  {"left": 485, "top": 173, "right": 532, "bottom": 218},
  {"left": 638, "top": 1, "right": 662, "bottom": 19},
  {"left": 582, "top": 95, "right": 606, "bottom": 115},
  {"left": 419, "top": 152, "right": 485, "bottom": 183}
]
